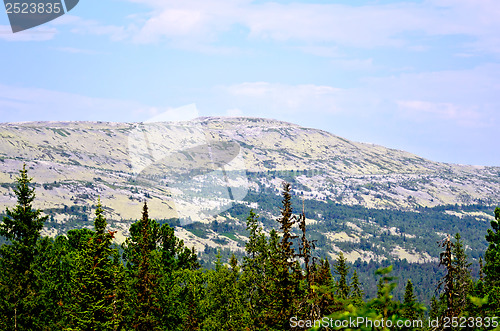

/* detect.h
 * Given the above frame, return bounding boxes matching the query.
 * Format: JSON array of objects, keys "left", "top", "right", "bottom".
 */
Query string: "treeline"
[{"left": 1, "top": 165, "right": 500, "bottom": 330}]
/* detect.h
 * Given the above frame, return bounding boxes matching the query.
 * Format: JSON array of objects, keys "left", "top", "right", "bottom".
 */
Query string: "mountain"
[{"left": 1, "top": 117, "right": 499, "bottom": 264}]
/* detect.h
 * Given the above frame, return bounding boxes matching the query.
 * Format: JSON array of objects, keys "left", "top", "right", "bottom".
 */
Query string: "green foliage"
[
  {"left": 3, "top": 165, "right": 500, "bottom": 331},
  {"left": 350, "top": 270, "right": 364, "bottom": 307},
  {"left": 0, "top": 164, "right": 48, "bottom": 330},
  {"left": 451, "top": 233, "right": 473, "bottom": 316},
  {"left": 66, "top": 198, "right": 125, "bottom": 330},
  {"left": 123, "top": 202, "right": 163, "bottom": 330},
  {"left": 311, "top": 266, "right": 425, "bottom": 331},
  {"left": 484, "top": 207, "right": 500, "bottom": 315},
  {"left": 402, "top": 280, "right": 423, "bottom": 323},
  {"left": 333, "top": 252, "right": 350, "bottom": 300}
]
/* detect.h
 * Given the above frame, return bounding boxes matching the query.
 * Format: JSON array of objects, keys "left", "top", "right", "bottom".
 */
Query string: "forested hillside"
[
  {"left": 1, "top": 165, "right": 500, "bottom": 330},
  {"left": 1, "top": 118, "right": 499, "bottom": 305}
]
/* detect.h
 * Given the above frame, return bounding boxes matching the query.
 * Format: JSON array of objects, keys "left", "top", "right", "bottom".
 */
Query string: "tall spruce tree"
[
  {"left": 350, "top": 269, "right": 364, "bottom": 307},
  {"left": 241, "top": 210, "right": 269, "bottom": 329},
  {"left": 0, "top": 164, "right": 48, "bottom": 330},
  {"left": 123, "top": 202, "right": 162, "bottom": 330},
  {"left": 265, "top": 182, "right": 303, "bottom": 329},
  {"left": 484, "top": 207, "right": 500, "bottom": 316},
  {"left": 438, "top": 234, "right": 456, "bottom": 319},
  {"left": 451, "top": 233, "right": 472, "bottom": 316},
  {"left": 402, "top": 279, "right": 423, "bottom": 321},
  {"left": 311, "top": 259, "right": 338, "bottom": 316},
  {"left": 201, "top": 253, "right": 249, "bottom": 330},
  {"left": 333, "top": 252, "right": 350, "bottom": 300},
  {"left": 67, "top": 199, "right": 124, "bottom": 330}
]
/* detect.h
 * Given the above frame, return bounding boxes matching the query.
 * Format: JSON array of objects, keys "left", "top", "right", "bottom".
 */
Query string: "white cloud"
[
  {"left": 0, "top": 84, "right": 167, "bottom": 122},
  {"left": 51, "top": 15, "right": 128, "bottom": 41},
  {"left": 219, "top": 82, "right": 345, "bottom": 115},
  {"left": 0, "top": 25, "right": 57, "bottom": 41},
  {"left": 396, "top": 100, "right": 484, "bottom": 127},
  {"left": 54, "top": 46, "right": 101, "bottom": 54},
  {"left": 123, "top": 0, "right": 500, "bottom": 54},
  {"left": 145, "top": 104, "right": 199, "bottom": 122},
  {"left": 211, "top": 62, "right": 500, "bottom": 129}
]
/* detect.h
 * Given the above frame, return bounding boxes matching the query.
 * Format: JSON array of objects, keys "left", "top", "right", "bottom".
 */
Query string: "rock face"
[{"left": 1, "top": 117, "right": 499, "bottom": 255}]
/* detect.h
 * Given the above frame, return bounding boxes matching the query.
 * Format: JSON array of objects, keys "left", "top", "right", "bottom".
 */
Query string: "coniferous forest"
[{"left": 1, "top": 165, "right": 500, "bottom": 330}]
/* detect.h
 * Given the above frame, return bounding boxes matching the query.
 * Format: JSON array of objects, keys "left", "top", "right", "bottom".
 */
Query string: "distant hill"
[{"left": 1, "top": 117, "right": 499, "bottom": 266}]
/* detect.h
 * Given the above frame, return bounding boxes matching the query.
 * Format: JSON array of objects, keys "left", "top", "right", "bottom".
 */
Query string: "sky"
[{"left": 1, "top": 0, "right": 499, "bottom": 166}]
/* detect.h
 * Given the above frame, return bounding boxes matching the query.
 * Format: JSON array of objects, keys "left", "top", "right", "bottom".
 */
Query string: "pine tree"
[
  {"left": 123, "top": 202, "right": 162, "bottom": 330},
  {"left": 438, "top": 234, "right": 456, "bottom": 319},
  {"left": 265, "top": 182, "right": 303, "bottom": 329},
  {"left": 429, "top": 295, "right": 440, "bottom": 320},
  {"left": 201, "top": 252, "right": 249, "bottom": 330},
  {"left": 0, "top": 164, "right": 48, "bottom": 330},
  {"left": 350, "top": 269, "right": 364, "bottom": 306},
  {"left": 241, "top": 210, "right": 270, "bottom": 329},
  {"left": 451, "top": 233, "right": 472, "bottom": 316},
  {"left": 402, "top": 279, "right": 422, "bottom": 321},
  {"left": 32, "top": 235, "right": 73, "bottom": 329},
  {"left": 333, "top": 252, "right": 350, "bottom": 300},
  {"left": 67, "top": 199, "right": 124, "bottom": 330},
  {"left": 484, "top": 207, "right": 500, "bottom": 316},
  {"left": 159, "top": 222, "right": 199, "bottom": 272},
  {"left": 311, "top": 259, "right": 338, "bottom": 316}
]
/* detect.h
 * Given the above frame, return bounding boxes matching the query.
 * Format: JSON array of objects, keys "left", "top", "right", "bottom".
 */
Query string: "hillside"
[{"left": 1, "top": 117, "right": 499, "bottom": 265}]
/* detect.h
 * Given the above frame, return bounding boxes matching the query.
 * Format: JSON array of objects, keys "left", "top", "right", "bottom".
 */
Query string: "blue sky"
[{"left": 1, "top": 0, "right": 499, "bottom": 166}]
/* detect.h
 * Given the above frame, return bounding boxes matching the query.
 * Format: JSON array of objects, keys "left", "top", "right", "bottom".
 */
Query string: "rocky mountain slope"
[{"left": 1, "top": 117, "right": 499, "bottom": 261}]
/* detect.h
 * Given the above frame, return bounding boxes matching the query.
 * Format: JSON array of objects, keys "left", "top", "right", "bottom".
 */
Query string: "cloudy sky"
[{"left": 1, "top": 0, "right": 499, "bottom": 166}]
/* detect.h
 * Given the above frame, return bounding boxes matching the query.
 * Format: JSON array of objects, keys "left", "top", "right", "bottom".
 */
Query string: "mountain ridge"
[{"left": 0, "top": 117, "right": 499, "bottom": 263}]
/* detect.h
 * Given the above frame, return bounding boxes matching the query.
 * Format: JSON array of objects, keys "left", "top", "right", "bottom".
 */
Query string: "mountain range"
[{"left": 1, "top": 117, "right": 499, "bottom": 265}]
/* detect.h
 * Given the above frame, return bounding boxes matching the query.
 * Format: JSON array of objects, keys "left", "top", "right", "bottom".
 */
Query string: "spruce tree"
[
  {"left": 451, "top": 233, "right": 472, "bottom": 316},
  {"left": 312, "top": 259, "right": 338, "bottom": 316},
  {"left": 33, "top": 235, "right": 73, "bottom": 329},
  {"left": 484, "top": 207, "right": 500, "bottom": 316},
  {"left": 402, "top": 279, "right": 423, "bottom": 321},
  {"left": 201, "top": 253, "right": 249, "bottom": 330},
  {"left": 438, "top": 234, "right": 456, "bottom": 318},
  {"left": 241, "top": 210, "right": 269, "bottom": 328},
  {"left": 266, "top": 182, "right": 302, "bottom": 329},
  {"left": 123, "top": 202, "right": 162, "bottom": 330},
  {"left": 350, "top": 269, "right": 364, "bottom": 306},
  {"left": 0, "top": 164, "right": 48, "bottom": 330},
  {"left": 67, "top": 199, "right": 124, "bottom": 330},
  {"left": 333, "top": 252, "right": 350, "bottom": 300}
]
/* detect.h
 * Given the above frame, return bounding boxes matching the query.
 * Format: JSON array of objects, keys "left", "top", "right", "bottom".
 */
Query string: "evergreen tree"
[
  {"left": 484, "top": 207, "right": 500, "bottom": 316},
  {"left": 333, "top": 252, "right": 350, "bottom": 300},
  {"left": 123, "top": 202, "right": 162, "bottom": 330},
  {"left": 264, "top": 182, "right": 303, "bottom": 329},
  {"left": 311, "top": 259, "right": 338, "bottom": 316},
  {"left": 0, "top": 164, "right": 48, "bottom": 330},
  {"left": 33, "top": 235, "right": 73, "bottom": 330},
  {"left": 67, "top": 199, "right": 124, "bottom": 330},
  {"left": 159, "top": 222, "right": 199, "bottom": 272},
  {"left": 438, "top": 234, "right": 456, "bottom": 319},
  {"left": 402, "top": 280, "right": 423, "bottom": 321},
  {"left": 451, "top": 233, "right": 472, "bottom": 316},
  {"left": 350, "top": 269, "right": 364, "bottom": 307},
  {"left": 429, "top": 295, "right": 440, "bottom": 321},
  {"left": 312, "top": 266, "right": 419, "bottom": 331},
  {"left": 201, "top": 253, "right": 249, "bottom": 330},
  {"left": 241, "top": 210, "right": 269, "bottom": 329}
]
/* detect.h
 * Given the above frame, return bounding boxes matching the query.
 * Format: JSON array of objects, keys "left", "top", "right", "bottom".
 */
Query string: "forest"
[{"left": 1, "top": 164, "right": 500, "bottom": 330}]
